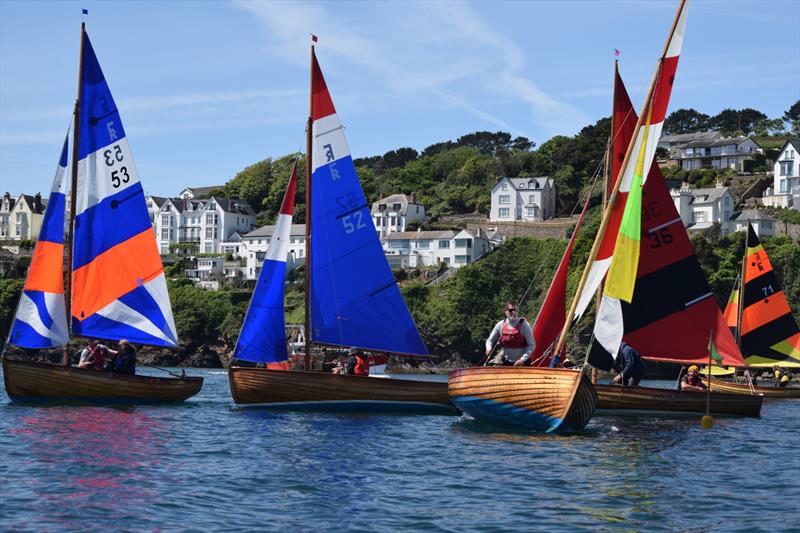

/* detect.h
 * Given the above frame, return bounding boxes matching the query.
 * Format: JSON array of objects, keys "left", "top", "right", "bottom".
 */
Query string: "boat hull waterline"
[
  {"left": 595, "top": 383, "right": 763, "bottom": 416},
  {"left": 3, "top": 358, "right": 203, "bottom": 403},
  {"left": 448, "top": 367, "right": 597, "bottom": 432},
  {"left": 700, "top": 377, "right": 800, "bottom": 399},
  {"left": 228, "top": 367, "right": 456, "bottom": 413}
]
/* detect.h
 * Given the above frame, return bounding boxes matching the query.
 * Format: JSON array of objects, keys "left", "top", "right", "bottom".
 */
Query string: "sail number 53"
[
  {"left": 104, "top": 144, "right": 129, "bottom": 188},
  {"left": 342, "top": 212, "right": 366, "bottom": 234}
]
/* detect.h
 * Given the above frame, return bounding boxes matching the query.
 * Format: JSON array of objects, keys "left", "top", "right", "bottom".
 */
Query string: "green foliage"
[
  {"left": 773, "top": 208, "right": 800, "bottom": 225},
  {"left": 664, "top": 108, "right": 710, "bottom": 135},
  {"left": 783, "top": 100, "right": 800, "bottom": 135},
  {"left": 0, "top": 278, "right": 23, "bottom": 341},
  {"left": 708, "top": 108, "right": 767, "bottom": 136},
  {"left": 167, "top": 279, "right": 249, "bottom": 347}
]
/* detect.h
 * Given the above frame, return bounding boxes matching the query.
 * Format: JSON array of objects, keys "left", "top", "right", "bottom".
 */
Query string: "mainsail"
[
  {"left": 573, "top": 2, "right": 688, "bottom": 321},
  {"left": 308, "top": 50, "right": 427, "bottom": 356},
  {"left": 234, "top": 162, "right": 298, "bottom": 363},
  {"left": 737, "top": 223, "right": 800, "bottom": 367},
  {"left": 7, "top": 136, "right": 70, "bottom": 348},
  {"left": 70, "top": 31, "right": 178, "bottom": 348},
  {"left": 588, "top": 70, "right": 743, "bottom": 370}
]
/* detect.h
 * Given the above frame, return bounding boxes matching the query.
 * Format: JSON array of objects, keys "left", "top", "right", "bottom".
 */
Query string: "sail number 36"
[{"left": 103, "top": 144, "right": 130, "bottom": 188}]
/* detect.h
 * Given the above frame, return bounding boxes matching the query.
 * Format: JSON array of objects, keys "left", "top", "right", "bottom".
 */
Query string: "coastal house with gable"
[
  {"left": 371, "top": 193, "right": 426, "bottom": 238},
  {"left": 240, "top": 223, "right": 307, "bottom": 281},
  {"left": 670, "top": 182, "right": 736, "bottom": 232},
  {"left": 673, "top": 136, "right": 761, "bottom": 171},
  {"left": 382, "top": 229, "right": 490, "bottom": 269},
  {"left": 489, "top": 176, "right": 555, "bottom": 222},
  {"left": 0, "top": 192, "right": 46, "bottom": 241},
  {"left": 761, "top": 138, "right": 800, "bottom": 210},
  {"left": 731, "top": 209, "right": 778, "bottom": 237},
  {"left": 658, "top": 130, "right": 722, "bottom": 158},
  {"left": 179, "top": 185, "right": 225, "bottom": 200}
]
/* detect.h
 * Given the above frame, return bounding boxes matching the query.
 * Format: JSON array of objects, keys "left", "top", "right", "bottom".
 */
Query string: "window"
[
  {"left": 204, "top": 243, "right": 213, "bottom": 253},
  {"left": 787, "top": 149, "right": 795, "bottom": 160},
  {"left": 438, "top": 240, "right": 450, "bottom": 249},
  {"left": 16, "top": 226, "right": 21, "bottom": 236},
  {"left": 389, "top": 240, "right": 407, "bottom": 249},
  {"left": 779, "top": 179, "right": 787, "bottom": 193},
  {"left": 16, "top": 213, "right": 22, "bottom": 223},
  {"left": 528, "top": 194, "right": 535, "bottom": 204},
  {"left": 763, "top": 221, "right": 772, "bottom": 229},
  {"left": 500, "top": 183, "right": 507, "bottom": 191},
  {"left": 455, "top": 239, "right": 471, "bottom": 248},
  {"left": 205, "top": 226, "right": 218, "bottom": 239},
  {"left": 498, "top": 195, "right": 510, "bottom": 204},
  {"left": 161, "top": 215, "right": 170, "bottom": 226},
  {"left": 161, "top": 228, "right": 170, "bottom": 240},
  {"left": 780, "top": 161, "right": 794, "bottom": 176},
  {"left": 499, "top": 208, "right": 510, "bottom": 218},
  {"left": 526, "top": 207, "right": 537, "bottom": 217},
  {"left": 417, "top": 240, "right": 431, "bottom": 249},
  {"left": 724, "top": 197, "right": 730, "bottom": 206},
  {"left": 695, "top": 211, "right": 706, "bottom": 223}
]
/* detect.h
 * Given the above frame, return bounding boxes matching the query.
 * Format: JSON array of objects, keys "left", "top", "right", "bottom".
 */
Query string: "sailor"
[
  {"left": 77, "top": 339, "right": 112, "bottom": 371},
  {"left": 110, "top": 340, "right": 137, "bottom": 375},
  {"left": 485, "top": 301, "right": 535, "bottom": 366},
  {"left": 680, "top": 365, "right": 708, "bottom": 392},
  {"left": 773, "top": 366, "right": 793, "bottom": 388},
  {"left": 345, "top": 347, "right": 370, "bottom": 376},
  {"left": 611, "top": 341, "right": 647, "bottom": 386}
]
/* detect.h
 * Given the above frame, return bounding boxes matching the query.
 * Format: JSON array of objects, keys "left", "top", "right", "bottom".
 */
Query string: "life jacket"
[
  {"left": 685, "top": 374, "right": 702, "bottom": 387},
  {"left": 90, "top": 345, "right": 106, "bottom": 370},
  {"left": 354, "top": 354, "right": 370, "bottom": 376},
  {"left": 500, "top": 319, "right": 527, "bottom": 349}
]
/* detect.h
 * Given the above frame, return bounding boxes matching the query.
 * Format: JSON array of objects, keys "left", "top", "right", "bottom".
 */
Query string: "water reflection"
[{"left": 5, "top": 406, "right": 163, "bottom": 529}]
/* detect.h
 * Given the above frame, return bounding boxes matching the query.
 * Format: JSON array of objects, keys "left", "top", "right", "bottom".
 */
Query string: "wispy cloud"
[{"left": 233, "top": 0, "right": 589, "bottom": 142}]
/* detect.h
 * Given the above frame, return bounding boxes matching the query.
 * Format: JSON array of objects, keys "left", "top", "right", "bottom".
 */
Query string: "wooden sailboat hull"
[
  {"left": 700, "top": 377, "right": 800, "bottom": 399},
  {"left": 3, "top": 358, "right": 203, "bottom": 403},
  {"left": 595, "top": 384, "right": 763, "bottom": 416},
  {"left": 447, "top": 367, "right": 597, "bottom": 432},
  {"left": 228, "top": 366, "right": 455, "bottom": 413}
]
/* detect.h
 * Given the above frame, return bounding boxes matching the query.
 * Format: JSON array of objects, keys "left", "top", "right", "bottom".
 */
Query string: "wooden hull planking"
[
  {"left": 228, "top": 366, "right": 455, "bottom": 413},
  {"left": 701, "top": 377, "right": 800, "bottom": 399},
  {"left": 447, "top": 367, "right": 597, "bottom": 432},
  {"left": 595, "top": 384, "right": 763, "bottom": 416},
  {"left": 2, "top": 358, "right": 203, "bottom": 403}
]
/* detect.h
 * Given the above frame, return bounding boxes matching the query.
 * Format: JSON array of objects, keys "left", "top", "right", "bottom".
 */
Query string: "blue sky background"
[{"left": 1, "top": 0, "right": 798, "bottom": 198}]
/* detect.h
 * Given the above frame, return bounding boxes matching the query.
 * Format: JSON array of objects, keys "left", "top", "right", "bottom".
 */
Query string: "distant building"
[
  {"left": 673, "top": 136, "right": 762, "bottom": 171},
  {"left": 179, "top": 186, "right": 226, "bottom": 200},
  {"left": 670, "top": 182, "right": 736, "bottom": 232},
  {"left": 371, "top": 193, "right": 426, "bottom": 238},
  {"left": 241, "top": 224, "right": 306, "bottom": 281},
  {"left": 761, "top": 138, "right": 799, "bottom": 211},
  {"left": 658, "top": 130, "right": 723, "bottom": 158},
  {"left": 382, "top": 229, "right": 490, "bottom": 269},
  {"left": 151, "top": 196, "right": 256, "bottom": 254},
  {"left": 731, "top": 209, "right": 778, "bottom": 237},
  {"left": 0, "top": 192, "right": 46, "bottom": 240},
  {"left": 489, "top": 176, "right": 555, "bottom": 222}
]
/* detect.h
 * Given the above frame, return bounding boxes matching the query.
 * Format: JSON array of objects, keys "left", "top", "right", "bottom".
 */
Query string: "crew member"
[
  {"left": 612, "top": 341, "right": 647, "bottom": 386},
  {"left": 485, "top": 301, "right": 535, "bottom": 366},
  {"left": 680, "top": 365, "right": 708, "bottom": 392}
]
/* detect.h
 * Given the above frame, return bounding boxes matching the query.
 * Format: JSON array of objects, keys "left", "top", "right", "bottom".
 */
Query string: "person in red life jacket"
[
  {"left": 77, "top": 339, "right": 113, "bottom": 371},
  {"left": 680, "top": 365, "right": 708, "bottom": 392},
  {"left": 345, "top": 347, "right": 370, "bottom": 376},
  {"left": 485, "top": 301, "right": 535, "bottom": 366}
]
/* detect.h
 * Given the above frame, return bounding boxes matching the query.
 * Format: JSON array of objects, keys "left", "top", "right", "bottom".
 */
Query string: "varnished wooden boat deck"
[
  {"left": 3, "top": 358, "right": 203, "bottom": 403},
  {"left": 595, "top": 384, "right": 763, "bottom": 416},
  {"left": 701, "top": 377, "right": 800, "bottom": 399},
  {"left": 447, "top": 367, "right": 596, "bottom": 432},
  {"left": 228, "top": 366, "right": 456, "bottom": 413}
]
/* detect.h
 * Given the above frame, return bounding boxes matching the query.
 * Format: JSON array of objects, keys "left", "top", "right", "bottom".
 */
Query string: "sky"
[{"left": 1, "top": 0, "right": 798, "bottom": 198}]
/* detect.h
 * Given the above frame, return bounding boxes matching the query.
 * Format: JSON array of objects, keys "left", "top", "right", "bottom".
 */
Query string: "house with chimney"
[
  {"left": 371, "top": 193, "right": 426, "bottom": 238},
  {"left": 179, "top": 185, "right": 225, "bottom": 200},
  {"left": 0, "top": 192, "right": 47, "bottom": 240},
  {"left": 382, "top": 228, "right": 491, "bottom": 269},
  {"left": 489, "top": 176, "right": 555, "bottom": 222},
  {"left": 670, "top": 182, "right": 736, "bottom": 232}
]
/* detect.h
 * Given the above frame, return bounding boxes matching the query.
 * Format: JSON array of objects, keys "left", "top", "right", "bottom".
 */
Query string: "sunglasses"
[{"left": 506, "top": 308, "right": 518, "bottom": 312}]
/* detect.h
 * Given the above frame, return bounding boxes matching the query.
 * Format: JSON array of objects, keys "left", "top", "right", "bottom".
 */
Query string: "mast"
[
  {"left": 63, "top": 22, "right": 85, "bottom": 366},
  {"left": 735, "top": 223, "right": 748, "bottom": 346},
  {"left": 304, "top": 44, "right": 314, "bottom": 371},
  {"left": 554, "top": 0, "right": 687, "bottom": 357}
]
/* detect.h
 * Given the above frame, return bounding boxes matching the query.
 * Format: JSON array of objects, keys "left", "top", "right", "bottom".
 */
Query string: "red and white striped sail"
[{"left": 574, "top": 0, "right": 689, "bottom": 322}]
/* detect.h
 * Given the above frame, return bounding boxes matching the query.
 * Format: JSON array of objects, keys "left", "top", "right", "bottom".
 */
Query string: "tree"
[
  {"left": 709, "top": 108, "right": 766, "bottom": 135},
  {"left": 664, "top": 108, "right": 710, "bottom": 134},
  {"left": 784, "top": 100, "right": 800, "bottom": 135},
  {"left": 753, "top": 118, "right": 786, "bottom": 136}
]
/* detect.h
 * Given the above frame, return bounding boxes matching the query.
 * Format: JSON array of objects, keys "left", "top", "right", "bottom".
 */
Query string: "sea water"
[{"left": 1, "top": 368, "right": 798, "bottom": 532}]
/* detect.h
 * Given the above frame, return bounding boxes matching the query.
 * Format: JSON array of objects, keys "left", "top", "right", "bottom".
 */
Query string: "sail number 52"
[{"left": 342, "top": 212, "right": 366, "bottom": 234}]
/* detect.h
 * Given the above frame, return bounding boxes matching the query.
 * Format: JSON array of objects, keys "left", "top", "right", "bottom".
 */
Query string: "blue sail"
[
  {"left": 233, "top": 163, "right": 298, "bottom": 363},
  {"left": 308, "top": 51, "right": 428, "bottom": 357}
]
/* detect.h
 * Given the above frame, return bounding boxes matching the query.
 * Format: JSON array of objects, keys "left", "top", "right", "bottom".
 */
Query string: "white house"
[
  {"left": 371, "top": 193, "right": 426, "bottom": 237},
  {"left": 670, "top": 183, "right": 736, "bottom": 232},
  {"left": 674, "top": 136, "right": 762, "bottom": 171},
  {"left": 658, "top": 131, "right": 722, "bottom": 159},
  {"left": 762, "top": 139, "right": 799, "bottom": 210},
  {"left": 382, "top": 229, "right": 490, "bottom": 269},
  {"left": 489, "top": 177, "right": 555, "bottom": 222},
  {"left": 731, "top": 209, "right": 778, "bottom": 237},
  {"left": 0, "top": 192, "right": 46, "bottom": 240},
  {"left": 185, "top": 257, "right": 225, "bottom": 290},
  {"left": 241, "top": 223, "right": 306, "bottom": 281},
  {"left": 152, "top": 196, "right": 256, "bottom": 254}
]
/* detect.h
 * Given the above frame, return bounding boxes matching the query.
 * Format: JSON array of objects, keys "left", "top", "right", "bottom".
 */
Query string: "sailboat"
[
  {"left": 701, "top": 222, "right": 800, "bottom": 398},
  {"left": 2, "top": 24, "right": 202, "bottom": 403},
  {"left": 227, "top": 45, "right": 453, "bottom": 412}
]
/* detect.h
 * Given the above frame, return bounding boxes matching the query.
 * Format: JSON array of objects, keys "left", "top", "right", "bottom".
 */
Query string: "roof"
[
  {"left": 778, "top": 138, "right": 800, "bottom": 155},
  {"left": 688, "top": 187, "right": 730, "bottom": 204},
  {"left": 244, "top": 224, "right": 306, "bottom": 238},
  {"left": 384, "top": 230, "right": 456, "bottom": 240},
  {"left": 210, "top": 198, "right": 256, "bottom": 216},
  {"left": 16, "top": 194, "right": 47, "bottom": 214},
  {"left": 148, "top": 196, "right": 169, "bottom": 208},
  {"left": 495, "top": 176, "right": 553, "bottom": 191},
  {"left": 659, "top": 131, "right": 721, "bottom": 144},
  {"left": 683, "top": 136, "right": 759, "bottom": 149},
  {"left": 371, "top": 193, "right": 420, "bottom": 215},
  {"left": 686, "top": 222, "right": 715, "bottom": 231},
  {"left": 182, "top": 185, "right": 225, "bottom": 197},
  {"left": 734, "top": 209, "right": 777, "bottom": 222}
]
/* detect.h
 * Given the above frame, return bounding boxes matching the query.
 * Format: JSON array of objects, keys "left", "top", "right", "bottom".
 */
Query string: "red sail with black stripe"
[
  {"left": 738, "top": 223, "right": 800, "bottom": 367},
  {"left": 588, "top": 70, "right": 743, "bottom": 370}
]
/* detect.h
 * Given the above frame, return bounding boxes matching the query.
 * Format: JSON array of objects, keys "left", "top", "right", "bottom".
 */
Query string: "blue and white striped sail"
[
  {"left": 70, "top": 30, "right": 178, "bottom": 347},
  {"left": 309, "top": 50, "right": 428, "bottom": 356},
  {"left": 8, "top": 135, "right": 70, "bottom": 348},
  {"left": 234, "top": 163, "right": 298, "bottom": 363}
]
